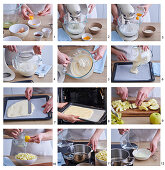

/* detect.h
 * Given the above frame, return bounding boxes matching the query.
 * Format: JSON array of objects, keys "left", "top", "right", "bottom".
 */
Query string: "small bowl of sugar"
[
  {"left": 89, "top": 23, "right": 102, "bottom": 34},
  {"left": 142, "top": 25, "right": 156, "bottom": 37}
]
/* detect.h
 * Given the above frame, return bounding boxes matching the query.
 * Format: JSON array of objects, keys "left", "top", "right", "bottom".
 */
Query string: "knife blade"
[
  {"left": 28, "top": 100, "right": 31, "bottom": 114},
  {"left": 111, "top": 106, "right": 118, "bottom": 117}
]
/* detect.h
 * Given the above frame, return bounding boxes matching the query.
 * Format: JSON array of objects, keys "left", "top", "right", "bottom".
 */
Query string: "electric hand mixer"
[
  {"left": 62, "top": 4, "right": 88, "bottom": 39},
  {"left": 116, "top": 4, "right": 141, "bottom": 41}
]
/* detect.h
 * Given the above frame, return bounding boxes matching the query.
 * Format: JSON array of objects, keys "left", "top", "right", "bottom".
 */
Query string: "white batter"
[
  {"left": 70, "top": 54, "right": 93, "bottom": 77},
  {"left": 63, "top": 105, "right": 94, "bottom": 119},
  {"left": 7, "top": 100, "right": 35, "bottom": 117}
]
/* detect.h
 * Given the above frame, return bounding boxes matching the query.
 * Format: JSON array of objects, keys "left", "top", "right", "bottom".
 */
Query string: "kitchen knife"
[
  {"left": 111, "top": 106, "right": 118, "bottom": 117},
  {"left": 28, "top": 100, "right": 31, "bottom": 114}
]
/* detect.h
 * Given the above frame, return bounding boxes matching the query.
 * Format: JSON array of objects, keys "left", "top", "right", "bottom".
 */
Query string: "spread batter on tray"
[
  {"left": 63, "top": 105, "right": 94, "bottom": 119},
  {"left": 7, "top": 100, "right": 35, "bottom": 117}
]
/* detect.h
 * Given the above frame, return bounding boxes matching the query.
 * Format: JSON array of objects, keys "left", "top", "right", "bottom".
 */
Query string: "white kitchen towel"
[{"left": 35, "top": 64, "right": 52, "bottom": 77}]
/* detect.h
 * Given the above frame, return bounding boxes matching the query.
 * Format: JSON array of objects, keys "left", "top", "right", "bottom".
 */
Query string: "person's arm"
[
  {"left": 4, "top": 129, "right": 23, "bottom": 139},
  {"left": 33, "top": 45, "right": 44, "bottom": 55},
  {"left": 88, "top": 129, "right": 104, "bottom": 151},
  {"left": 150, "top": 129, "right": 160, "bottom": 155},
  {"left": 111, "top": 47, "right": 128, "bottom": 61},
  {"left": 90, "top": 45, "right": 107, "bottom": 60},
  {"left": 135, "top": 87, "right": 154, "bottom": 106},
  {"left": 88, "top": 4, "right": 96, "bottom": 14},
  {"left": 58, "top": 112, "right": 82, "bottom": 123},
  {"left": 58, "top": 49, "right": 70, "bottom": 67},
  {"left": 25, "top": 87, "right": 33, "bottom": 100},
  {"left": 116, "top": 87, "right": 128, "bottom": 101},
  {"left": 139, "top": 4, "right": 152, "bottom": 17},
  {"left": 111, "top": 4, "right": 118, "bottom": 25},
  {"left": 28, "top": 129, "right": 53, "bottom": 143},
  {"left": 42, "top": 97, "right": 53, "bottom": 113},
  {"left": 58, "top": 4, "right": 65, "bottom": 22},
  {"left": 38, "top": 4, "right": 52, "bottom": 16}
]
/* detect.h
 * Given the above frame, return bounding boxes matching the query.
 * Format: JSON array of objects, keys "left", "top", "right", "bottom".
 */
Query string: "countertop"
[
  {"left": 111, "top": 142, "right": 160, "bottom": 166},
  {"left": 4, "top": 156, "right": 53, "bottom": 166},
  {"left": 3, "top": 15, "right": 53, "bottom": 41},
  {"left": 111, "top": 23, "right": 161, "bottom": 41},
  {"left": 4, "top": 94, "right": 53, "bottom": 125},
  {"left": 58, "top": 18, "right": 107, "bottom": 41},
  {"left": 111, "top": 61, "right": 160, "bottom": 83},
  {"left": 111, "top": 97, "right": 160, "bottom": 124},
  {"left": 4, "top": 65, "right": 53, "bottom": 83},
  {"left": 58, "top": 46, "right": 107, "bottom": 83}
]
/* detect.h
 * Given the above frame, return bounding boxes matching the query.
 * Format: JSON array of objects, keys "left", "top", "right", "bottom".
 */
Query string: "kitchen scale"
[
  {"left": 112, "top": 62, "right": 155, "bottom": 82},
  {"left": 3, "top": 48, "right": 15, "bottom": 82}
]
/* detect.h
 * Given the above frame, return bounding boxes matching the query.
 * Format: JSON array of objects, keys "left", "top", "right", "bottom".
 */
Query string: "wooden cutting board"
[
  {"left": 112, "top": 98, "right": 160, "bottom": 117},
  {"left": 27, "top": 162, "right": 53, "bottom": 166}
]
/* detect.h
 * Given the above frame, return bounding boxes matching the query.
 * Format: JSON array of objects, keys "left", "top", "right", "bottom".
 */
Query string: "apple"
[{"left": 150, "top": 113, "right": 161, "bottom": 124}]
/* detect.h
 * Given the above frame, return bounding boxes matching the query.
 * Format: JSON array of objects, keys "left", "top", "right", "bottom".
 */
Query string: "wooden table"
[
  {"left": 4, "top": 94, "right": 53, "bottom": 125},
  {"left": 58, "top": 46, "right": 107, "bottom": 83},
  {"left": 111, "top": 142, "right": 160, "bottom": 166},
  {"left": 4, "top": 65, "right": 53, "bottom": 83},
  {"left": 3, "top": 15, "right": 53, "bottom": 41},
  {"left": 4, "top": 156, "right": 53, "bottom": 166},
  {"left": 111, "top": 23, "right": 161, "bottom": 41},
  {"left": 112, "top": 97, "right": 160, "bottom": 124},
  {"left": 58, "top": 18, "right": 107, "bottom": 41},
  {"left": 111, "top": 61, "right": 160, "bottom": 83}
]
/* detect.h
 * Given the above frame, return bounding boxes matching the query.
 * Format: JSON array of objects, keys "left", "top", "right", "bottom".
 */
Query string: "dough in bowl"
[
  {"left": 7, "top": 100, "right": 35, "bottom": 117},
  {"left": 63, "top": 105, "right": 93, "bottom": 119}
]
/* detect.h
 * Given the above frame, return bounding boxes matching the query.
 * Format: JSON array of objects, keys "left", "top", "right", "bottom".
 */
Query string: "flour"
[
  {"left": 70, "top": 54, "right": 93, "bottom": 77},
  {"left": 90, "top": 27, "right": 101, "bottom": 31},
  {"left": 17, "top": 62, "right": 38, "bottom": 77},
  {"left": 119, "top": 23, "right": 139, "bottom": 36},
  {"left": 144, "top": 30, "right": 153, "bottom": 33}
]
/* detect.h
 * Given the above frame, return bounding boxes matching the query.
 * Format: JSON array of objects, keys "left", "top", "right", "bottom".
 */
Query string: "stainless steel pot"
[
  {"left": 111, "top": 148, "right": 134, "bottom": 166},
  {"left": 73, "top": 144, "right": 92, "bottom": 163}
]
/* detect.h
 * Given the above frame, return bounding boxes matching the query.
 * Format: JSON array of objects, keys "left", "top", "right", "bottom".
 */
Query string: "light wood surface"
[
  {"left": 111, "top": 142, "right": 160, "bottom": 166},
  {"left": 4, "top": 65, "right": 53, "bottom": 83},
  {"left": 112, "top": 97, "right": 160, "bottom": 124},
  {"left": 4, "top": 94, "right": 53, "bottom": 125},
  {"left": 4, "top": 156, "right": 53, "bottom": 166},
  {"left": 3, "top": 15, "right": 53, "bottom": 41},
  {"left": 111, "top": 61, "right": 160, "bottom": 83},
  {"left": 58, "top": 18, "right": 107, "bottom": 41},
  {"left": 58, "top": 46, "right": 107, "bottom": 83},
  {"left": 111, "top": 23, "right": 161, "bottom": 41}
]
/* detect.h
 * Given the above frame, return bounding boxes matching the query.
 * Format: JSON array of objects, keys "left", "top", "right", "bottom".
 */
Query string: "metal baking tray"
[
  {"left": 58, "top": 103, "right": 106, "bottom": 123},
  {"left": 112, "top": 62, "right": 155, "bottom": 82},
  {"left": 4, "top": 95, "right": 52, "bottom": 121}
]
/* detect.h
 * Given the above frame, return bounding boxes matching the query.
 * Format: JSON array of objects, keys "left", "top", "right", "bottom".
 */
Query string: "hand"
[
  {"left": 118, "top": 129, "right": 129, "bottom": 135},
  {"left": 90, "top": 46, "right": 107, "bottom": 60},
  {"left": 58, "top": 4, "right": 65, "bottom": 23},
  {"left": 4, "top": 129, "right": 23, "bottom": 139},
  {"left": 58, "top": 50, "right": 70, "bottom": 67},
  {"left": 111, "top": 4, "right": 119, "bottom": 25},
  {"left": 64, "top": 115, "right": 83, "bottom": 123},
  {"left": 88, "top": 134, "right": 99, "bottom": 151},
  {"left": 21, "top": 4, "right": 34, "bottom": 20},
  {"left": 150, "top": 138, "right": 158, "bottom": 156},
  {"left": 38, "top": 4, "right": 52, "bottom": 16},
  {"left": 88, "top": 4, "right": 96, "bottom": 14},
  {"left": 25, "top": 87, "right": 33, "bottom": 100},
  {"left": 4, "top": 45, "right": 17, "bottom": 52},
  {"left": 115, "top": 50, "right": 128, "bottom": 61},
  {"left": 135, "top": 87, "right": 153, "bottom": 106},
  {"left": 33, "top": 45, "right": 43, "bottom": 55},
  {"left": 28, "top": 133, "right": 44, "bottom": 143},
  {"left": 140, "top": 45, "right": 149, "bottom": 51},
  {"left": 116, "top": 87, "right": 128, "bottom": 101},
  {"left": 42, "top": 97, "right": 53, "bottom": 113},
  {"left": 58, "top": 102, "right": 68, "bottom": 108},
  {"left": 138, "top": 5, "right": 151, "bottom": 17}
]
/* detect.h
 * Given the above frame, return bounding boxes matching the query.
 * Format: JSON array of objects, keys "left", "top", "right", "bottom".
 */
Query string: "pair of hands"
[
  {"left": 21, "top": 4, "right": 52, "bottom": 20},
  {"left": 58, "top": 4, "right": 95, "bottom": 22},
  {"left": 116, "top": 87, "right": 153, "bottom": 106},
  {"left": 4, "top": 129, "right": 43, "bottom": 143},
  {"left": 118, "top": 129, "right": 159, "bottom": 156},
  {"left": 112, "top": 4, "right": 151, "bottom": 25},
  {"left": 25, "top": 88, "right": 53, "bottom": 113},
  {"left": 58, "top": 103, "right": 83, "bottom": 123},
  {"left": 4, "top": 45, "right": 43, "bottom": 55},
  {"left": 113, "top": 46, "right": 149, "bottom": 61}
]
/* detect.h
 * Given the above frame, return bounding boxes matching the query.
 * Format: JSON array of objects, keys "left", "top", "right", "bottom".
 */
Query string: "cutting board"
[
  {"left": 27, "top": 162, "right": 53, "bottom": 166},
  {"left": 4, "top": 95, "right": 52, "bottom": 121},
  {"left": 112, "top": 98, "right": 160, "bottom": 117}
]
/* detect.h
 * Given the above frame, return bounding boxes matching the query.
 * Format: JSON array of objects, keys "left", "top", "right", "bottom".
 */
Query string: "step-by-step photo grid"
[{"left": 1, "top": 0, "right": 165, "bottom": 169}]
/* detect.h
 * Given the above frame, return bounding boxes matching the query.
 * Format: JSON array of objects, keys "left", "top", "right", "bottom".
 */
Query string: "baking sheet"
[
  {"left": 61, "top": 103, "right": 105, "bottom": 123},
  {"left": 4, "top": 97, "right": 49, "bottom": 120},
  {"left": 112, "top": 62, "right": 155, "bottom": 82}
]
